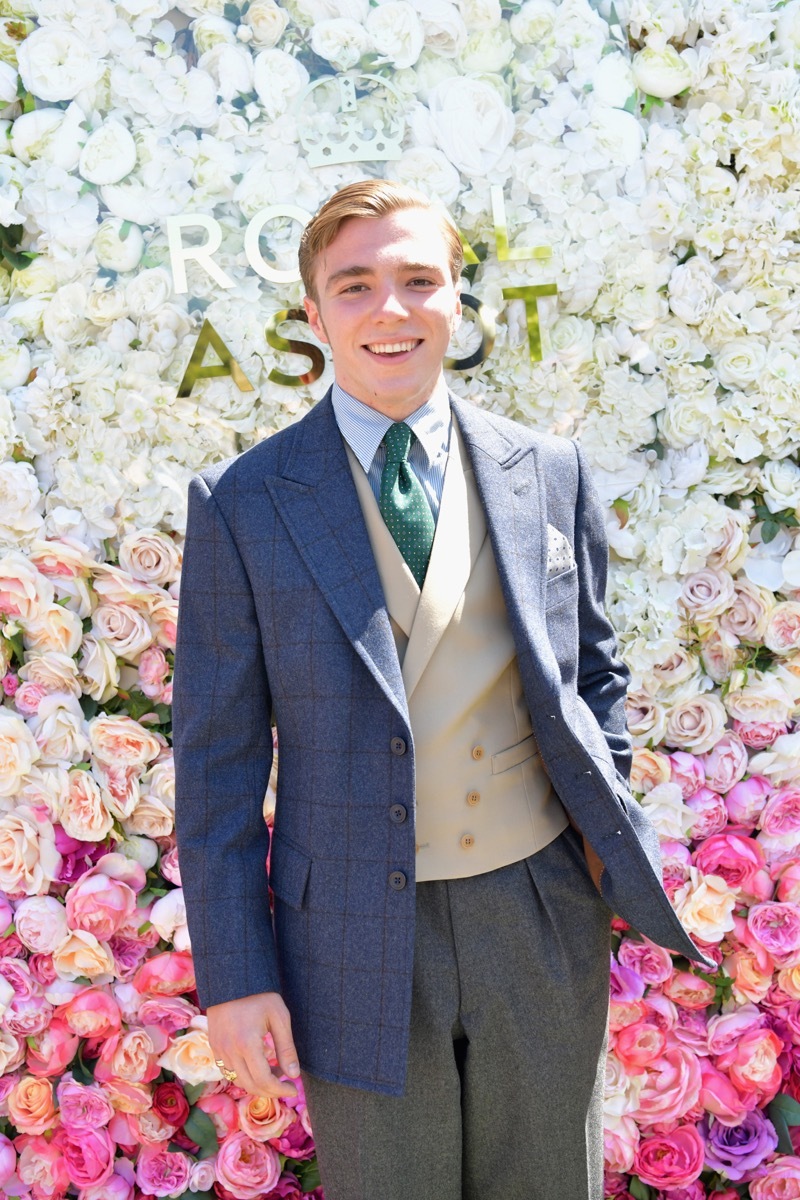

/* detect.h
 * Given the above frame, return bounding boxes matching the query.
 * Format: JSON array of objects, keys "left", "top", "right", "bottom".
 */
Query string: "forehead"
[{"left": 318, "top": 207, "right": 452, "bottom": 277}]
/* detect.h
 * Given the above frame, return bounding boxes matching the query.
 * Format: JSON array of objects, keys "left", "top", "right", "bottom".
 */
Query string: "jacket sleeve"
[
  {"left": 173, "top": 472, "right": 281, "bottom": 1009},
  {"left": 572, "top": 440, "right": 633, "bottom": 783}
]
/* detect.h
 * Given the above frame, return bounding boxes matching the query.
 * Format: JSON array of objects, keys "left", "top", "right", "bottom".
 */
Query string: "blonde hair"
[{"left": 299, "top": 179, "right": 463, "bottom": 301}]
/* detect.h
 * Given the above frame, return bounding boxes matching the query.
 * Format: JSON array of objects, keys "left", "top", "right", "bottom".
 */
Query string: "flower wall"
[{"left": 0, "top": 0, "right": 799, "bottom": 1196}]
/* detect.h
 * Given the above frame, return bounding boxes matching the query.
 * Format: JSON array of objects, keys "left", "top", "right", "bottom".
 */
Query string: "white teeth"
[{"left": 366, "top": 341, "right": 419, "bottom": 354}]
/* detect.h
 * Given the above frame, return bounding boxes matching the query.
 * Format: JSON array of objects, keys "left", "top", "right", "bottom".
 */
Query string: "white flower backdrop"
[{"left": 0, "top": 0, "right": 798, "bottom": 1196}]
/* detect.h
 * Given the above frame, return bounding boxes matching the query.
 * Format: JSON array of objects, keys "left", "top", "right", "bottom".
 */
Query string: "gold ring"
[{"left": 214, "top": 1057, "right": 238, "bottom": 1083}]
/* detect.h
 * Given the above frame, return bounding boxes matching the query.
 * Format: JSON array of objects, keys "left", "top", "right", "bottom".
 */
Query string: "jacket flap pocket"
[
  {"left": 269, "top": 836, "right": 312, "bottom": 910},
  {"left": 492, "top": 733, "right": 539, "bottom": 774}
]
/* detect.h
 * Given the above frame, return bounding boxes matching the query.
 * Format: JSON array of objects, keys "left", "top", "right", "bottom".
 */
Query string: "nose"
[{"left": 374, "top": 285, "right": 409, "bottom": 321}]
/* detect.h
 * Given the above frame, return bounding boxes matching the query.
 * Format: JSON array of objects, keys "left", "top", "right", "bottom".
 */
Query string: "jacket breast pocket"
[
  {"left": 269, "top": 834, "right": 312, "bottom": 910},
  {"left": 545, "top": 565, "right": 578, "bottom": 611}
]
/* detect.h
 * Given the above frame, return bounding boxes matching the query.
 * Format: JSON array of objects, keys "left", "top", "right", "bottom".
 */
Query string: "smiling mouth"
[{"left": 364, "top": 340, "right": 422, "bottom": 356}]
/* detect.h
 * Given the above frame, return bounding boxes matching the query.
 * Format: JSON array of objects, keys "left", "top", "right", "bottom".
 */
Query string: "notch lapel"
[
  {"left": 449, "top": 395, "right": 559, "bottom": 690},
  {"left": 402, "top": 420, "right": 486, "bottom": 700},
  {"left": 263, "top": 394, "right": 408, "bottom": 720}
]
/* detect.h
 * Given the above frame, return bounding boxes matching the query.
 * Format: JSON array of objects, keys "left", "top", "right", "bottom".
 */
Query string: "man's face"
[{"left": 303, "top": 207, "right": 462, "bottom": 419}]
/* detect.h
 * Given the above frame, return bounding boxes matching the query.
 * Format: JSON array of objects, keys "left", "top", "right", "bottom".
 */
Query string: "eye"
[
  {"left": 408, "top": 277, "right": 436, "bottom": 288},
  {"left": 341, "top": 283, "right": 368, "bottom": 294}
]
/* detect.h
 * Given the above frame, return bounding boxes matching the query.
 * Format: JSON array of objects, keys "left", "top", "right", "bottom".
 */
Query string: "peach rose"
[
  {"left": 706, "top": 505, "right": 750, "bottom": 572},
  {"left": 726, "top": 949, "right": 774, "bottom": 1004},
  {"left": 652, "top": 646, "right": 697, "bottom": 688},
  {"left": 144, "top": 755, "right": 175, "bottom": 807},
  {"left": 147, "top": 594, "right": 178, "bottom": 650},
  {"left": 52, "top": 930, "right": 115, "bottom": 982},
  {"left": 18, "top": 652, "right": 81, "bottom": 699},
  {"left": 672, "top": 868, "right": 737, "bottom": 943},
  {"left": 724, "top": 670, "right": 795, "bottom": 725},
  {"left": 237, "top": 1093, "right": 294, "bottom": 1141},
  {"left": 0, "top": 805, "right": 60, "bottom": 896},
  {"left": 92, "top": 760, "right": 140, "bottom": 820},
  {"left": 720, "top": 578, "right": 775, "bottom": 642},
  {"left": 0, "top": 553, "right": 53, "bottom": 621},
  {"left": 118, "top": 529, "right": 181, "bottom": 587},
  {"left": 665, "top": 694, "right": 727, "bottom": 754},
  {"left": 625, "top": 690, "right": 667, "bottom": 744},
  {"left": 14, "top": 896, "right": 69, "bottom": 954},
  {"left": 0, "top": 1028, "right": 24, "bottom": 1074},
  {"left": 88, "top": 714, "right": 161, "bottom": 767},
  {"left": 92, "top": 602, "right": 154, "bottom": 663},
  {"left": 122, "top": 794, "right": 173, "bottom": 839},
  {"left": 7, "top": 1075, "right": 58, "bottom": 1134},
  {"left": 29, "top": 537, "right": 95, "bottom": 580},
  {"left": 23, "top": 604, "right": 83, "bottom": 656},
  {"left": 157, "top": 1017, "right": 221, "bottom": 1085},
  {"left": 680, "top": 567, "right": 736, "bottom": 620},
  {"left": 0, "top": 709, "right": 40, "bottom": 796},
  {"left": 766, "top": 601, "right": 800, "bottom": 655},
  {"left": 630, "top": 747, "right": 671, "bottom": 794},
  {"left": 137, "top": 645, "right": 169, "bottom": 699},
  {"left": 91, "top": 563, "right": 156, "bottom": 607},
  {"left": 60, "top": 770, "right": 114, "bottom": 842},
  {"left": 95, "top": 1029, "right": 160, "bottom": 1085}
]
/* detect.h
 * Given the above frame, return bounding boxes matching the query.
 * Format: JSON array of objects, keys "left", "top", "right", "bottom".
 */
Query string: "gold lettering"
[
  {"left": 501, "top": 285, "right": 558, "bottom": 364},
  {"left": 265, "top": 309, "right": 326, "bottom": 387},
  {"left": 176, "top": 320, "right": 255, "bottom": 398},
  {"left": 444, "top": 294, "right": 496, "bottom": 371},
  {"left": 491, "top": 186, "right": 552, "bottom": 263}
]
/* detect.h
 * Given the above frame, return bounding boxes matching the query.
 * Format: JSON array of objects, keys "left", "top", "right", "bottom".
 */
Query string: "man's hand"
[
  {"left": 207, "top": 992, "right": 300, "bottom": 1098},
  {"left": 582, "top": 835, "right": 605, "bottom": 893}
]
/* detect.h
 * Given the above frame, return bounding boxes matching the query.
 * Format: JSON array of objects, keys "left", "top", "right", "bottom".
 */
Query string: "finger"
[
  {"left": 269, "top": 1006, "right": 301, "bottom": 1080},
  {"left": 230, "top": 1030, "right": 298, "bottom": 1098}
]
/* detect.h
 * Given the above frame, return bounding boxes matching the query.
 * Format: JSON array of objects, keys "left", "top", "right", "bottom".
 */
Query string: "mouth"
[{"left": 363, "top": 339, "right": 422, "bottom": 359}]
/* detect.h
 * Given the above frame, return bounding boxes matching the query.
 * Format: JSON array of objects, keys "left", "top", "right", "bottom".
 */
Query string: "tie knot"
[{"left": 383, "top": 421, "right": 413, "bottom": 464}]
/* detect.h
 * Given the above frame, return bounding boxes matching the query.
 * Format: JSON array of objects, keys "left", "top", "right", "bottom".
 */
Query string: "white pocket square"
[{"left": 546, "top": 525, "right": 576, "bottom": 578}]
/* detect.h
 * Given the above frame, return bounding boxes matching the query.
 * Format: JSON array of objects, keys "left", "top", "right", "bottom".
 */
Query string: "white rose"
[
  {"left": 631, "top": 45, "right": 692, "bottom": 99},
  {"left": 310, "top": 18, "right": 370, "bottom": 69},
  {"left": 750, "top": 733, "right": 800, "bottom": 787},
  {"left": 459, "top": 27, "right": 514, "bottom": 73},
  {"left": 17, "top": 26, "right": 104, "bottom": 102},
  {"left": 411, "top": 0, "right": 466, "bottom": 58},
  {"left": 118, "top": 529, "right": 181, "bottom": 586},
  {"left": 122, "top": 794, "right": 173, "bottom": 838},
  {"left": 509, "top": 0, "right": 557, "bottom": 44},
  {"left": 459, "top": 0, "right": 501, "bottom": 29},
  {"left": 591, "top": 52, "right": 635, "bottom": 108},
  {"left": 715, "top": 338, "right": 767, "bottom": 390},
  {"left": 124, "top": 268, "right": 172, "bottom": 316},
  {"left": 724, "top": 670, "right": 794, "bottom": 725},
  {"left": 775, "top": 0, "right": 800, "bottom": 65},
  {"left": 0, "top": 462, "right": 43, "bottom": 546},
  {"left": 366, "top": 1, "right": 424, "bottom": 68},
  {"left": 14, "top": 895, "right": 69, "bottom": 954},
  {"left": 0, "top": 710, "right": 40, "bottom": 796},
  {"left": 79, "top": 122, "right": 137, "bottom": 186},
  {"left": 583, "top": 106, "right": 643, "bottom": 169},
  {"left": 679, "top": 568, "right": 735, "bottom": 621},
  {"left": 719, "top": 580, "right": 775, "bottom": 643},
  {"left": 426, "top": 76, "right": 514, "bottom": 174},
  {"left": 292, "top": 0, "right": 368, "bottom": 20},
  {"left": 198, "top": 43, "right": 254, "bottom": 103},
  {"left": 191, "top": 14, "right": 236, "bottom": 53},
  {"left": 761, "top": 460, "right": 800, "bottom": 515},
  {"left": 244, "top": 0, "right": 289, "bottom": 47},
  {"left": 624, "top": 689, "right": 667, "bottom": 745},
  {"left": 0, "top": 337, "right": 30, "bottom": 389},
  {"left": 550, "top": 316, "right": 595, "bottom": 372},
  {"left": 28, "top": 694, "right": 89, "bottom": 767},
  {"left": 664, "top": 694, "right": 727, "bottom": 753},
  {"left": 93, "top": 219, "right": 145, "bottom": 273},
  {"left": 92, "top": 602, "right": 154, "bottom": 663},
  {"left": 150, "top": 888, "right": 188, "bottom": 947},
  {"left": 10, "top": 105, "right": 85, "bottom": 170},
  {"left": 117, "top": 834, "right": 159, "bottom": 870},
  {"left": 640, "top": 781, "right": 696, "bottom": 842},
  {"left": 252, "top": 49, "right": 310, "bottom": 121},
  {"left": 667, "top": 258, "right": 718, "bottom": 325},
  {"left": 765, "top": 603, "right": 800, "bottom": 656},
  {"left": 672, "top": 868, "right": 737, "bottom": 943},
  {"left": 77, "top": 635, "right": 120, "bottom": 704},
  {"left": 394, "top": 146, "right": 460, "bottom": 205}
]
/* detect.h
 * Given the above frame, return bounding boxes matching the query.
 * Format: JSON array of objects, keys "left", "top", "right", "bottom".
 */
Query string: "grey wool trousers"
[{"left": 302, "top": 825, "right": 612, "bottom": 1200}]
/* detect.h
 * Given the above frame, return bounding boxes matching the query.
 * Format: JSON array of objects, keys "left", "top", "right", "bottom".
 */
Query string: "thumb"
[{"left": 270, "top": 1008, "right": 300, "bottom": 1078}]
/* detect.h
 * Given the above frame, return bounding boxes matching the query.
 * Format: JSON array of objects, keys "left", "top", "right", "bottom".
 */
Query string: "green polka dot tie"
[{"left": 379, "top": 422, "right": 435, "bottom": 588}]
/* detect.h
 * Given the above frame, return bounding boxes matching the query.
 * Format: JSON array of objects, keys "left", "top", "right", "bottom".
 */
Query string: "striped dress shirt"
[{"left": 331, "top": 380, "right": 451, "bottom": 523}]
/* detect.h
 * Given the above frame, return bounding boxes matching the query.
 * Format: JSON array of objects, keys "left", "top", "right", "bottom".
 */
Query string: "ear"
[
  {"left": 451, "top": 285, "right": 462, "bottom": 332},
  {"left": 303, "top": 294, "right": 330, "bottom": 345}
]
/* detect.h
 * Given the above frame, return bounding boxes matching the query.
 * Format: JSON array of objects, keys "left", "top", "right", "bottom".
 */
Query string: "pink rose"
[
  {"left": 761, "top": 788, "right": 800, "bottom": 841},
  {"left": 62, "top": 987, "right": 121, "bottom": 1038},
  {"left": 778, "top": 863, "right": 800, "bottom": 904},
  {"left": 133, "top": 950, "right": 195, "bottom": 996},
  {"left": 604, "top": 1115, "right": 639, "bottom": 1173},
  {"left": 724, "top": 1026, "right": 784, "bottom": 1102},
  {"left": 662, "top": 970, "right": 716, "bottom": 1010},
  {"left": 750, "top": 1155, "right": 800, "bottom": 1199},
  {"left": 672, "top": 1006, "right": 709, "bottom": 1054},
  {"left": 613, "top": 1022, "right": 666, "bottom": 1074},
  {"left": 137, "top": 995, "right": 198, "bottom": 1034},
  {"left": 215, "top": 1131, "right": 281, "bottom": 1199},
  {"left": 693, "top": 833, "right": 773, "bottom": 902},
  {"left": 0, "top": 1132, "right": 14, "bottom": 1189},
  {"left": 617, "top": 937, "right": 674, "bottom": 985},
  {"left": 702, "top": 731, "right": 748, "bottom": 793},
  {"left": 685, "top": 786, "right": 728, "bottom": 840},
  {"left": 700, "top": 1060, "right": 758, "bottom": 1123},
  {"left": 725, "top": 775, "right": 772, "bottom": 829},
  {"left": 159, "top": 845, "right": 181, "bottom": 886},
  {"left": 94, "top": 1028, "right": 160, "bottom": 1085},
  {"left": 137, "top": 645, "right": 170, "bottom": 699},
  {"left": 134, "top": 1144, "right": 192, "bottom": 1198},
  {"left": 735, "top": 719, "right": 789, "bottom": 749},
  {"left": 669, "top": 752, "right": 706, "bottom": 799},
  {"left": 661, "top": 840, "right": 692, "bottom": 882},
  {"left": 633, "top": 1047, "right": 702, "bottom": 1125},
  {"left": 16, "top": 1131, "right": 70, "bottom": 1196},
  {"left": 57, "top": 1125, "right": 115, "bottom": 1189},
  {"left": 749, "top": 902, "right": 800, "bottom": 967},
  {"left": 633, "top": 1124, "right": 705, "bottom": 1189},
  {"left": 65, "top": 870, "right": 137, "bottom": 942},
  {"left": 79, "top": 1159, "right": 135, "bottom": 1200},
  {"left": 0, "top": 959, "right": 52, "bottom": 1036},
  {"left": 56, "top": 1076, "right": 114, "bottom": 1132},
  {"left": 196, "top": 1091, "right": 240, "bottom": 1138},
  {"left": 708, "top": 1006, "right": 766, "bottom": 1056},
  {"left": 25, "top": 1015, "right": 79, "bottom": 1078}
]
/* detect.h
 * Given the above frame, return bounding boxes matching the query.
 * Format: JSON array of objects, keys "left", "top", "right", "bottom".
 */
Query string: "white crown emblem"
[{"left": 297, "top": 74, "right": 405, "bottom": 168}]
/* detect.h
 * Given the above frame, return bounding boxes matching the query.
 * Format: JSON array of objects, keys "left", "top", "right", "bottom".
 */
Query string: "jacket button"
[
  {"left": 389, "top": 870, "right": 407, "bottom": 890},
  {"left": 460, "top": 834, "right": 475, "bottom": 849},
  {"left": 471, "top": 746, "right": 484, "bottom": 760},
  {"left": 390, "top": 736, "right": 407, "bottom": 756},
  {"left": 389, "top": 803, "right": 407, "bottom": 824},
  {"left": 466, "top": 791, "right": 480, "bottom": 806}
]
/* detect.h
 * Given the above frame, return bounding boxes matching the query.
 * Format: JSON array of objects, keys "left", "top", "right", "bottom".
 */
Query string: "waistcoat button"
[
  {"left": 471, "top": 746, "right": 484, "bottom": 760},
  {"left": 460, "top": 834, "right": 475, "bottom": 849},
  {"left": 467, "top": 791, "right": 480, "bottom": 806}
]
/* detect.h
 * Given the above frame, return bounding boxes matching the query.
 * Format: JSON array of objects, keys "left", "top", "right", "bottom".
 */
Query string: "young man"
[{"left": 173, "top": 181, "right": 704, "bottom": 1200}]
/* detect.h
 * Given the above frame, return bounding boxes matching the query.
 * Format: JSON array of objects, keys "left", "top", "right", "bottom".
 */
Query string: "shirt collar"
[{"left": 331, "top": 377, "right": 451, "bottom": 475}]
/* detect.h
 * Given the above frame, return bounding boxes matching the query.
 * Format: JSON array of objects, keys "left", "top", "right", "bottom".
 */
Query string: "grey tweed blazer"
[{"left": 173, "top": 391, "right": 706, "bottom": 1097}]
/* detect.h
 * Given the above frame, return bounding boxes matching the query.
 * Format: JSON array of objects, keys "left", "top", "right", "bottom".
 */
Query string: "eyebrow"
[{"left": 325, "top": 262, "right": 445, "bottom": 291}]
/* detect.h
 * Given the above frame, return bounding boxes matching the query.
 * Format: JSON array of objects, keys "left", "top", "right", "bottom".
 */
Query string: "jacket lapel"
[
  {"left": 402, "top": 420, "right": 486, "bottom": 700},
  {"left": 263, "top": 394, "right": 408, "bottom": 720},
  {"left": 449, "top": 395, "right": 558, "bottom": 691}
]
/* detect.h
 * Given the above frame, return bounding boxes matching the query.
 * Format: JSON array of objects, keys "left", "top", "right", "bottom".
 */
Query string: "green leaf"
[
  {"left": 298, "top": 1160, "right": 322, "bottom": 1192},
  {"left": 184, "top": 1105, "right": 219, "bottom": 1159},
  {"left": 769, "top": 1092, "right": 800, "bottom": 1155},
  {"left": 223, "top": 2, "right": 240, "bottom": 20},
  {"left": 762, "top": 519, "right": 780, "bottom": 544},
  {"left": 629, "top": 1178, "right": 654, "bottom": 1200},
  {"left": 184, "top": 1081, "right": 206, "bottom": 1105},
  {"left": 623, "top": 90, "right": 638, "bottom": 113},
  {"left": 641, "top": 93, "right": 665, "bottom": 117},
  {"left": 79, "top": 694, "right": 99, "bottom": 720},
  {"left": 6, "top": 628, "right": 23, "bottom": 665},
  {"left": 119, "top": 220, "right": 132, "bottom": 241}
]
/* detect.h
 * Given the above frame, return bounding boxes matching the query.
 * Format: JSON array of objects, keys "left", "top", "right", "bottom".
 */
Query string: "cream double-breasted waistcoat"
[{"left": 345, "top": 418, "right": 568, "bottom": 881}]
